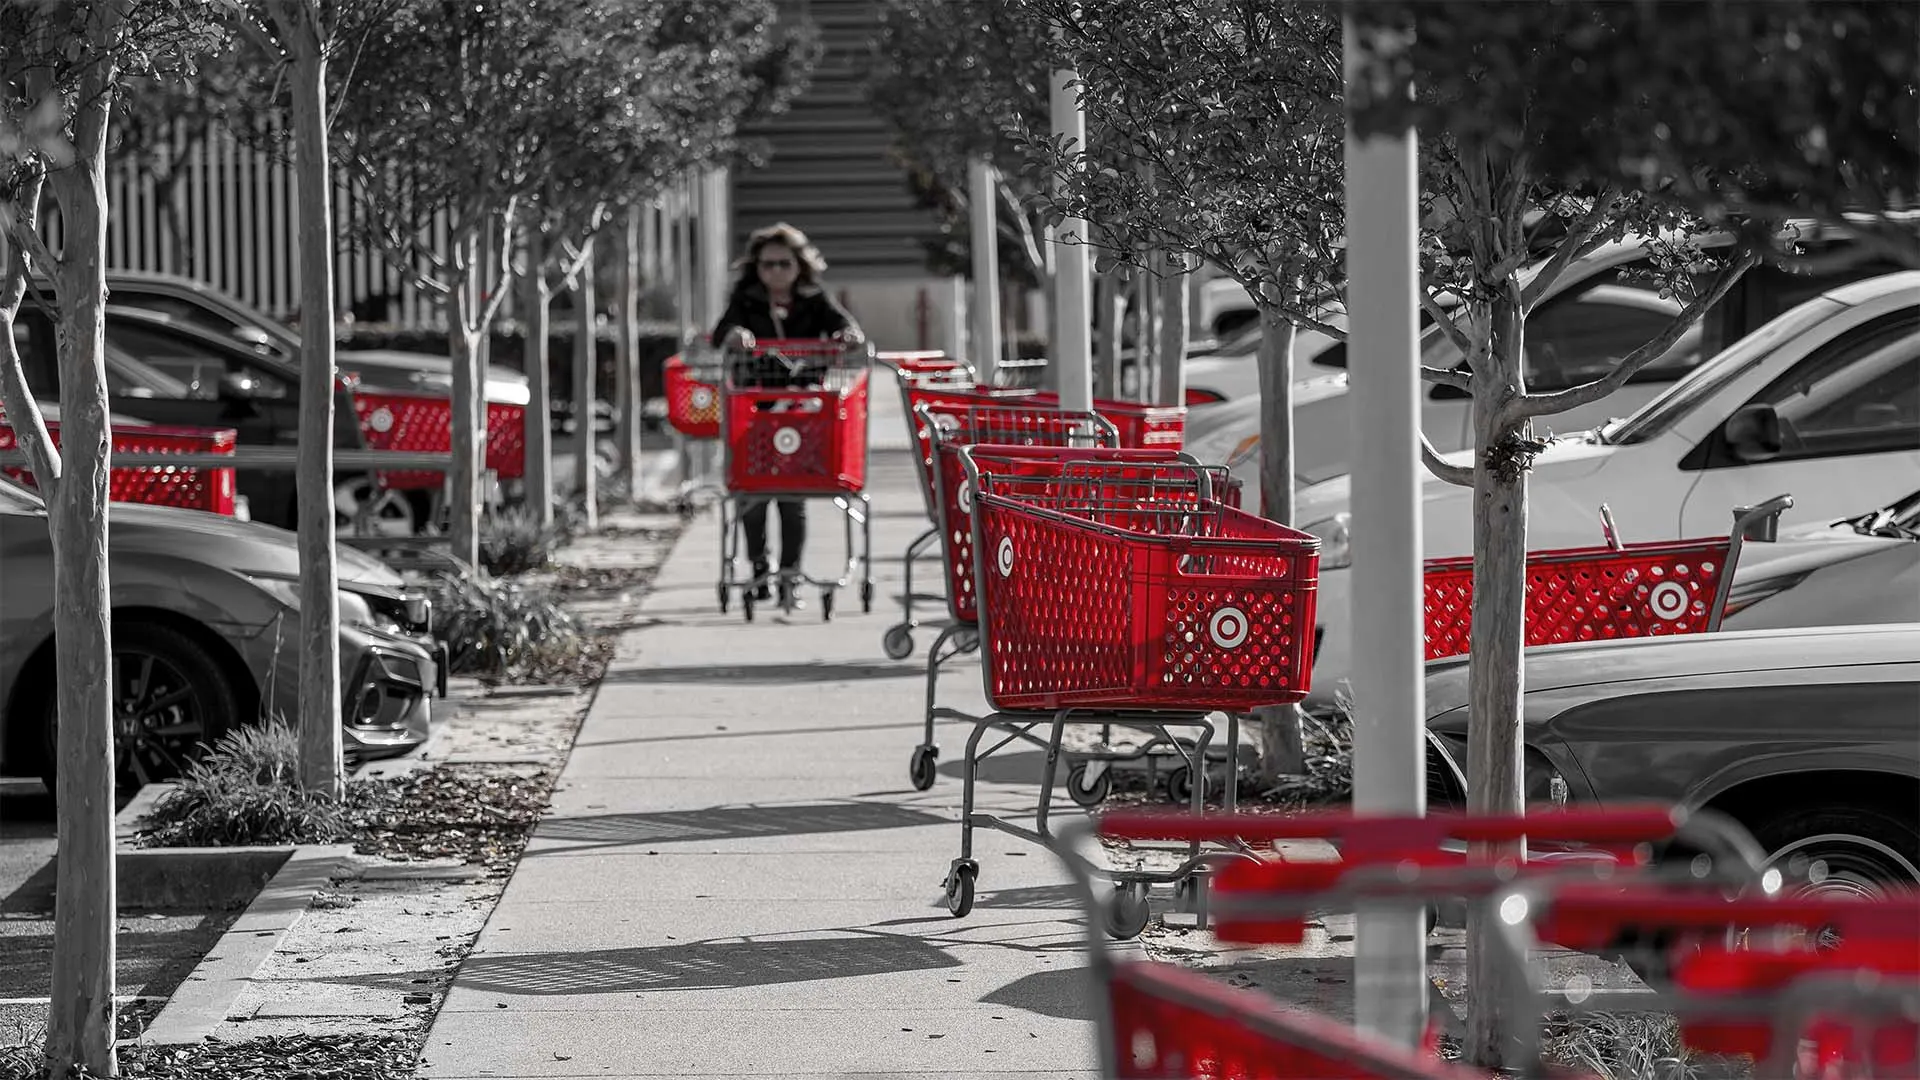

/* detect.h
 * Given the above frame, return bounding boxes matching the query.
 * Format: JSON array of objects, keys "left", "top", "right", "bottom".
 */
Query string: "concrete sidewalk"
[{"left": 420, "top": 451, "right": 1113, "bottom": 1079}]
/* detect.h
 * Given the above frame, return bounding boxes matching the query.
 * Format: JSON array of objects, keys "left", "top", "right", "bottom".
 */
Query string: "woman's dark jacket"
[{"left": 710, "top": 280, "right": 857, "bottom": 343}]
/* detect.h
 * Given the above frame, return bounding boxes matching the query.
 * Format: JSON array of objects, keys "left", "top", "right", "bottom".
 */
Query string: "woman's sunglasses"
[{"left": 757, "top": 258, "right": 795, "bottom": 270}]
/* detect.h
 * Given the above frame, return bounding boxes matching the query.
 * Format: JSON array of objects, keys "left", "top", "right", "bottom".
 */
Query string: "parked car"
[
  {"left": 93, "top": 269, "right": 531, "bottom": 407},
  {"left": 1182, "top": 228, "right": 1912, "bottom": 491},
  {"left": 1722, "top": 486, "right": 1920, "bottom": 631},
  {"left": 1422, "top": 624, "right": 1920, "bottom": 899},
  {"left": 1294, "top": 271, "right": 1920, "bottom": 711},
  {"left": 0, "top": 474, "right": 442, "bottom": 792},
  {"left": 11, "top": 303, "right": 377, "bottom": 532}
]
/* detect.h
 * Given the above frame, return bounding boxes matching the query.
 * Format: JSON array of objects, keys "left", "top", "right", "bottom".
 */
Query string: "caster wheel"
[
  {"left": 821, "top": 591, "right": 834, "bottom": 621},
  {"left": 1106, "top": 883, "right": 1152, "bottom": 940},
  {"left": 860, "top": 581, "right": 874, "bottom": 613},
  {"left": 945, "top": 861, "right": 977, "bottom": 918},
  {"left": 1165, "top": 766, "right": 1193, "bottom": 805},
  {"left": 882, "top": 625, "right": 915, "bottom": 660},
  {"left": 909, "top": 745, "right": 939, "bottom": 791},
  {"left": 1066, "top": 763, "right": 1111, "bottom": 808}
]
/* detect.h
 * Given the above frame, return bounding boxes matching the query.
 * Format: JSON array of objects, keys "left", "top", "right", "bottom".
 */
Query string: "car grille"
[{"left": 1426, "top": 737, "right": 1466, "bottom": 812}]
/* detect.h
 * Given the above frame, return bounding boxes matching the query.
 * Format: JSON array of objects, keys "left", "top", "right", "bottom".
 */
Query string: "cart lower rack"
[
  {"left": 938, "top": 446, "right": 1321, "bottom": 937},
  {"left": 715, "top": 338, "right": 876, "bottom": 622}
]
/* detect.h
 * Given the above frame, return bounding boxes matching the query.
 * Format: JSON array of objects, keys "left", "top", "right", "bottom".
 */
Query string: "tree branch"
[
  {"left": 1507, "top": 246, "right": 1758, "bottom": 424},
  {"left": 1420, "top": 289, "right": 1474, "bottom": 359},
  {"left": 1421, "top": 365, "right": 1470, "bottom": 390},
  {"left": 1520, "top": 185, "right": 1620, "bottom": 311},
  {"left": 1421, "top": 431, "right": 1474, "bottom": 487}
]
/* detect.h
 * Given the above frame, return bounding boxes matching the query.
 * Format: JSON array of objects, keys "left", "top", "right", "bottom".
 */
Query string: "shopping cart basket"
[
  {"left": 662, "top": 344, "right": 728, "bottom": 507},
  {"left": 0, "top": 421, "right": 238, "bottom": 516},
  {"left": 1421, "top": 495, "right": 1795, "bottom": 660},
  {"left": 716, "top": 337, "right": 876, "bottom": 621},
  {"left": 1064, "top": 804, "right": 1920, "bottom": 1079},
  {"left": 938, "top": 447, "right": 1319, "bottom": 935}
]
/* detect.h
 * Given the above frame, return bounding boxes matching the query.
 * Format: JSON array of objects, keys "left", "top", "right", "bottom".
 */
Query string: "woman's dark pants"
[{"left": 743, "top": 498, "right": 806, "bottom": 580}]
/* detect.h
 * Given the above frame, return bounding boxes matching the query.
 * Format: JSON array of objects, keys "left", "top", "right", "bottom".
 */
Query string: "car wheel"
[
  {"left": 1753, "top": 803, "right": 1920, "bottom": 901},
  {"left": 41, "top": 622, "right": 243, "bottom": 794},
  {"left": 335, "top": 476, "right": 419, "bottom": 537}
]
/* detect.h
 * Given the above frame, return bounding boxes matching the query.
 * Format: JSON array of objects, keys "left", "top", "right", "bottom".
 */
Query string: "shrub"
[
  {"left": 480, "top": 503, "right": 570, "bottom": 577},
  {"left": 1542, "top": 1012, "right": 1718, "bottom": 1080},
  {"left": 138, "top": 721, "right": 346, "bottom": 848},
  {"left": 426, "top": 567, "right": 606, "bottom": 685},
  {"left": 1258, "top": 701, "right": 1356, "bottom": 807}
]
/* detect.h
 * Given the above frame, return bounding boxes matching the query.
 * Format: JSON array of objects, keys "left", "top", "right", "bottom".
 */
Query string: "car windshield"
[{"left": 1597, "top": 298, "right": 1843, "bottom": 445}]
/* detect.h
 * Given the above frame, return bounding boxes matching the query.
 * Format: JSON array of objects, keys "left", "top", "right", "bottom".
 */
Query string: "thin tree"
[{"left": 0, "top": 1, "right": 225, "bottom": 1072}]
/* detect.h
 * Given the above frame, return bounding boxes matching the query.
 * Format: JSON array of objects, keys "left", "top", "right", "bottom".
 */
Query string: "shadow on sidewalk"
[
  {"left": 527, "top": 800, "right": 949, "bottom": 852},
  {"left": 601, "top": 660, "right": 920, "bottom": 685},
  {"left": 980, "top": 967, "right": 1094, "bottom": 1021},
  {"left": 453, "top": 933, "right": 960, "bottom": 995}
]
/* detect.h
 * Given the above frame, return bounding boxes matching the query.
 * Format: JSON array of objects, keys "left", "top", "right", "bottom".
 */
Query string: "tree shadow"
[
  {"left": 528, "top": 800, "right": 949, "bottom": 853},
  {"left": 600, "top": 660, "right": 921, "bottom": 685},
  {"left": 967, "top": 883, "right": 1087, "bottom": 911},
  {"left": 452, "top": 933, "right": 960, "bottom": 996},
  {"left": 936, "top": 748, "right": 1069, "bottom": 788},
  {"left": 980, "top": 967, "right": 1095, "bottom": 1021}
]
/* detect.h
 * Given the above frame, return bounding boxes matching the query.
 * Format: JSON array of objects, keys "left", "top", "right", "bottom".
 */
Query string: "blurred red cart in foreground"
[{"left": 0, "top": 419, "right": 238, "bottom": 516}]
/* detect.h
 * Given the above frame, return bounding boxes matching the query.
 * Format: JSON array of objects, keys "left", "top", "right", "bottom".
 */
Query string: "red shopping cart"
[
  {"left": 0, "top": 421, "right": 238, "bottom": 516},
  {"left": 716, "top": 338, "right": 875, "bottom": 621},
  {"left": 351, "top": 386, "right": 526, "bottom": 492},
  {"left": 1064, "top": 804, "right": 1920, "bottom": 1079},
  {"left": 938, "top": 446, "right": 1318, "bottom": 932},
  {"left": 1421, "top": 495, "right": 1795, "bottom": 660}
]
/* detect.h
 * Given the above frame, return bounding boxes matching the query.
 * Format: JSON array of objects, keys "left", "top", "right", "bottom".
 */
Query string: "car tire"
[
  {"left": 40, "top": 621, "right": 244, "bottom": 795},
  {"left": 1750, "top": 802, "right": 1920, "bottom": 899}
]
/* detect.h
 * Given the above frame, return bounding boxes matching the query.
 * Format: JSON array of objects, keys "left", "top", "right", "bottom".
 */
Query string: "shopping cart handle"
[{"left": 1097, "top": 805, "right": 1684, "bottom": 847}]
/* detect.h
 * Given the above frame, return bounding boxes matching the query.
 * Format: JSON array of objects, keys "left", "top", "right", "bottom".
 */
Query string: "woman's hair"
[{"left": 732, "top": 222, "right": 828, "bottom": 289}]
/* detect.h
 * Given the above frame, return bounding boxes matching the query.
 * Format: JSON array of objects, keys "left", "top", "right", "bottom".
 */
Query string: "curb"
[{"left": 137, "top": 843, "right": 360, "bottom": 1046}]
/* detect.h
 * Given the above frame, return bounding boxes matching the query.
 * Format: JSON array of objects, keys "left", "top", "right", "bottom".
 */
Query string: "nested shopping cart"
[
  {"left": 938, "top": 446, "right": 1320, "bottom": 934},
  {"left": 0, "top": 420, "right": 238, "bottom": 515},
  {"left": 1421, "top": 495, "right": 1796, "bottom": 660},
  {"left": 716, "top": 337, "right": 876, "bottom": 621},
  {"left": 1058, "top": 804, "right": 1920, "bottom": 1078}
]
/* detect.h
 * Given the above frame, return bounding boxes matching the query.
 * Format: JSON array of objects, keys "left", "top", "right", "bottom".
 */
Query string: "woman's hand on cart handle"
[
  {"left": 723, "top": 326, "right": 757, "bottom": 352},
  {"left": 831, "top": 326, "right": 866, "bottom": 347}
]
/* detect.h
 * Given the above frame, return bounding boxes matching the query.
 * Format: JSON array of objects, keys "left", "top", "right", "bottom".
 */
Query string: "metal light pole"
[
  {"left": 1344, "top": 12, "right": 1430, "bottom": 1048},
  {"left": 700, "top": 167, "right": 732, "bottom": 335},
  {"left": 1048, "top": 36, "right": 1092, "bottom": 412},
  {"left": 968, "top": 156, "right": 1003, "bottom": 381},
  {"left": 675, "top": 176, "right": 695, "bottom": 344}
]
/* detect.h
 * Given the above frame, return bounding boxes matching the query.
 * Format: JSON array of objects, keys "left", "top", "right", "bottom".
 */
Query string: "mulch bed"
[
  {"left": 110, "top": 1034, "right": 420, "bottom": 1079},
  {"left": 343, "top": 764, "right": 556, "bottom": 877}
]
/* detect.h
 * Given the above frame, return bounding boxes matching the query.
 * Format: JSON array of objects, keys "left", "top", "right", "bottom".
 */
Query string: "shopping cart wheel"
[
  {"left": 1106, "top": 883, "right": 1151, "bottom": 940},
  {"left": 860, "top": 580, "right": 874, "bottom": 613},
  {"left": 944, "top": 860, "right": 977, "bottom": 918},
  {"left": 1066, "top": 764, "right": 1111, "bottom": 808},
  {"left": 1164, "top": 766, "right": 1192, "bottom": 806},
  {"left": 909, "top": 745, "right": 938, "bottom": 791},
  {"left": 882, "top": 625, "right": 914, "bottom": 660}
]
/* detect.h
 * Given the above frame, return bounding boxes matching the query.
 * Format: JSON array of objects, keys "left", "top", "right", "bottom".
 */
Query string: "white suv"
[{"left": 1297, "top": 271, "right": 1920, "bottom": 712}]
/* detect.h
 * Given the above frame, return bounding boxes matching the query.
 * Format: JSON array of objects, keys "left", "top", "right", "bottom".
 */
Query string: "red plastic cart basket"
[
  {"left": 722, "top": 349, "right": 870, "bottom": 497},
  {"left": 966, "top": 448, "right": 1320, "bottom": 713},
  {"left": 1, "top": 421, "right": 238, "bottom": 516},
  {"left": 664, "top": 348, "right": 726, "bottom": 439},
  {"left": 352, "top": 388, "right": 526, "bottom": 490},
  {"left": 1421, "top": 496, "right": 1794, "bottom": 660}
]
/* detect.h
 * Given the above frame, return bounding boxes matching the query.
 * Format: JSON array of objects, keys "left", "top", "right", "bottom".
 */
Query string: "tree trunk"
[
  {"left": 288, "top": 31, "right": 342, "bottom": 797},
  {"left": 0, "top": 173, "right": 61, "bottom": 492},
  {"left": 1253, "top": 308, "right": 1303, "bottom": 781},
  {"left": 447, "top": 238, "right": 483, "bottom": 571},
  {"left": 615, "top": 207, "right": 642, "bottom": 501},
  {"left": 572, "top": 237, "right": 597, "bottom": 527},
  {"left": 1099, "top": 274, "right": 1124, "bottom": 398},
  {"left": 44, "top": 12, "right": 123, "bottom": 1069},
  {"left": 1463, "top": 291, "right": 1530, "bottom": 1071},
  {"left": 1155, "top": 257, "right": 1188, "bottom": 407},
  {"left": 1135, "top": 266, "right": 1157, "bottom": 403},
  {"left": 523, "top": 230, "right": 554, "bottom": 531}
]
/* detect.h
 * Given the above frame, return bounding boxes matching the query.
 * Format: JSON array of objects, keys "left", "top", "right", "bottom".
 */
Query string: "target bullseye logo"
[
  {"left": 368, "top": 406, "right": 394, "bottom": 434},
  {"left": 996, "top": 537, "right": 1015, "bottom": 577},
  {"left": 957, "top": 481, "right": 973, "bottom": 513},
  {"left": 690, "top": 387, "right": 713, "bottom": 410},
  {"left": 1209, "top": 606, "right": 1250, "bottom": 649},
  {"left": 1647, "top": 581, "right": 1690, "bottom": 621},
  {"left": 772, "top": 426, "right": 802, "bottom": 456}
]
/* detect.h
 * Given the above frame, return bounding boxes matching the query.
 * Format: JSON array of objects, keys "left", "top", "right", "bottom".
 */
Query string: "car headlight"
[{"left": 1301, "top": 512, "right": 1352, "bottom": 570}]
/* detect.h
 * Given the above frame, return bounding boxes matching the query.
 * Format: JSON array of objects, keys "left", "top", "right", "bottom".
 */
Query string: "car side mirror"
[{"left": 1723, "top": 404, "right": 1783, "bottom": 463}]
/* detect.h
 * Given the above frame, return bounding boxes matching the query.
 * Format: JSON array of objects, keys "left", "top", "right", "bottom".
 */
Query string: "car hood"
[
  {"left": 110, "top": 502, "right": 405, "bottom": 589},
  {"left": 339, "top": 349, "right": 532, "bottom": 405},
  {"left": 1424, "top": 624, "right": 1920, "bottom": 726},
  {"left": 1294, "top": 435, "right": 1620, "bottom": 528},
  {"left": 1183, "top": 374, "right": 1352, "bottom": 463}
]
